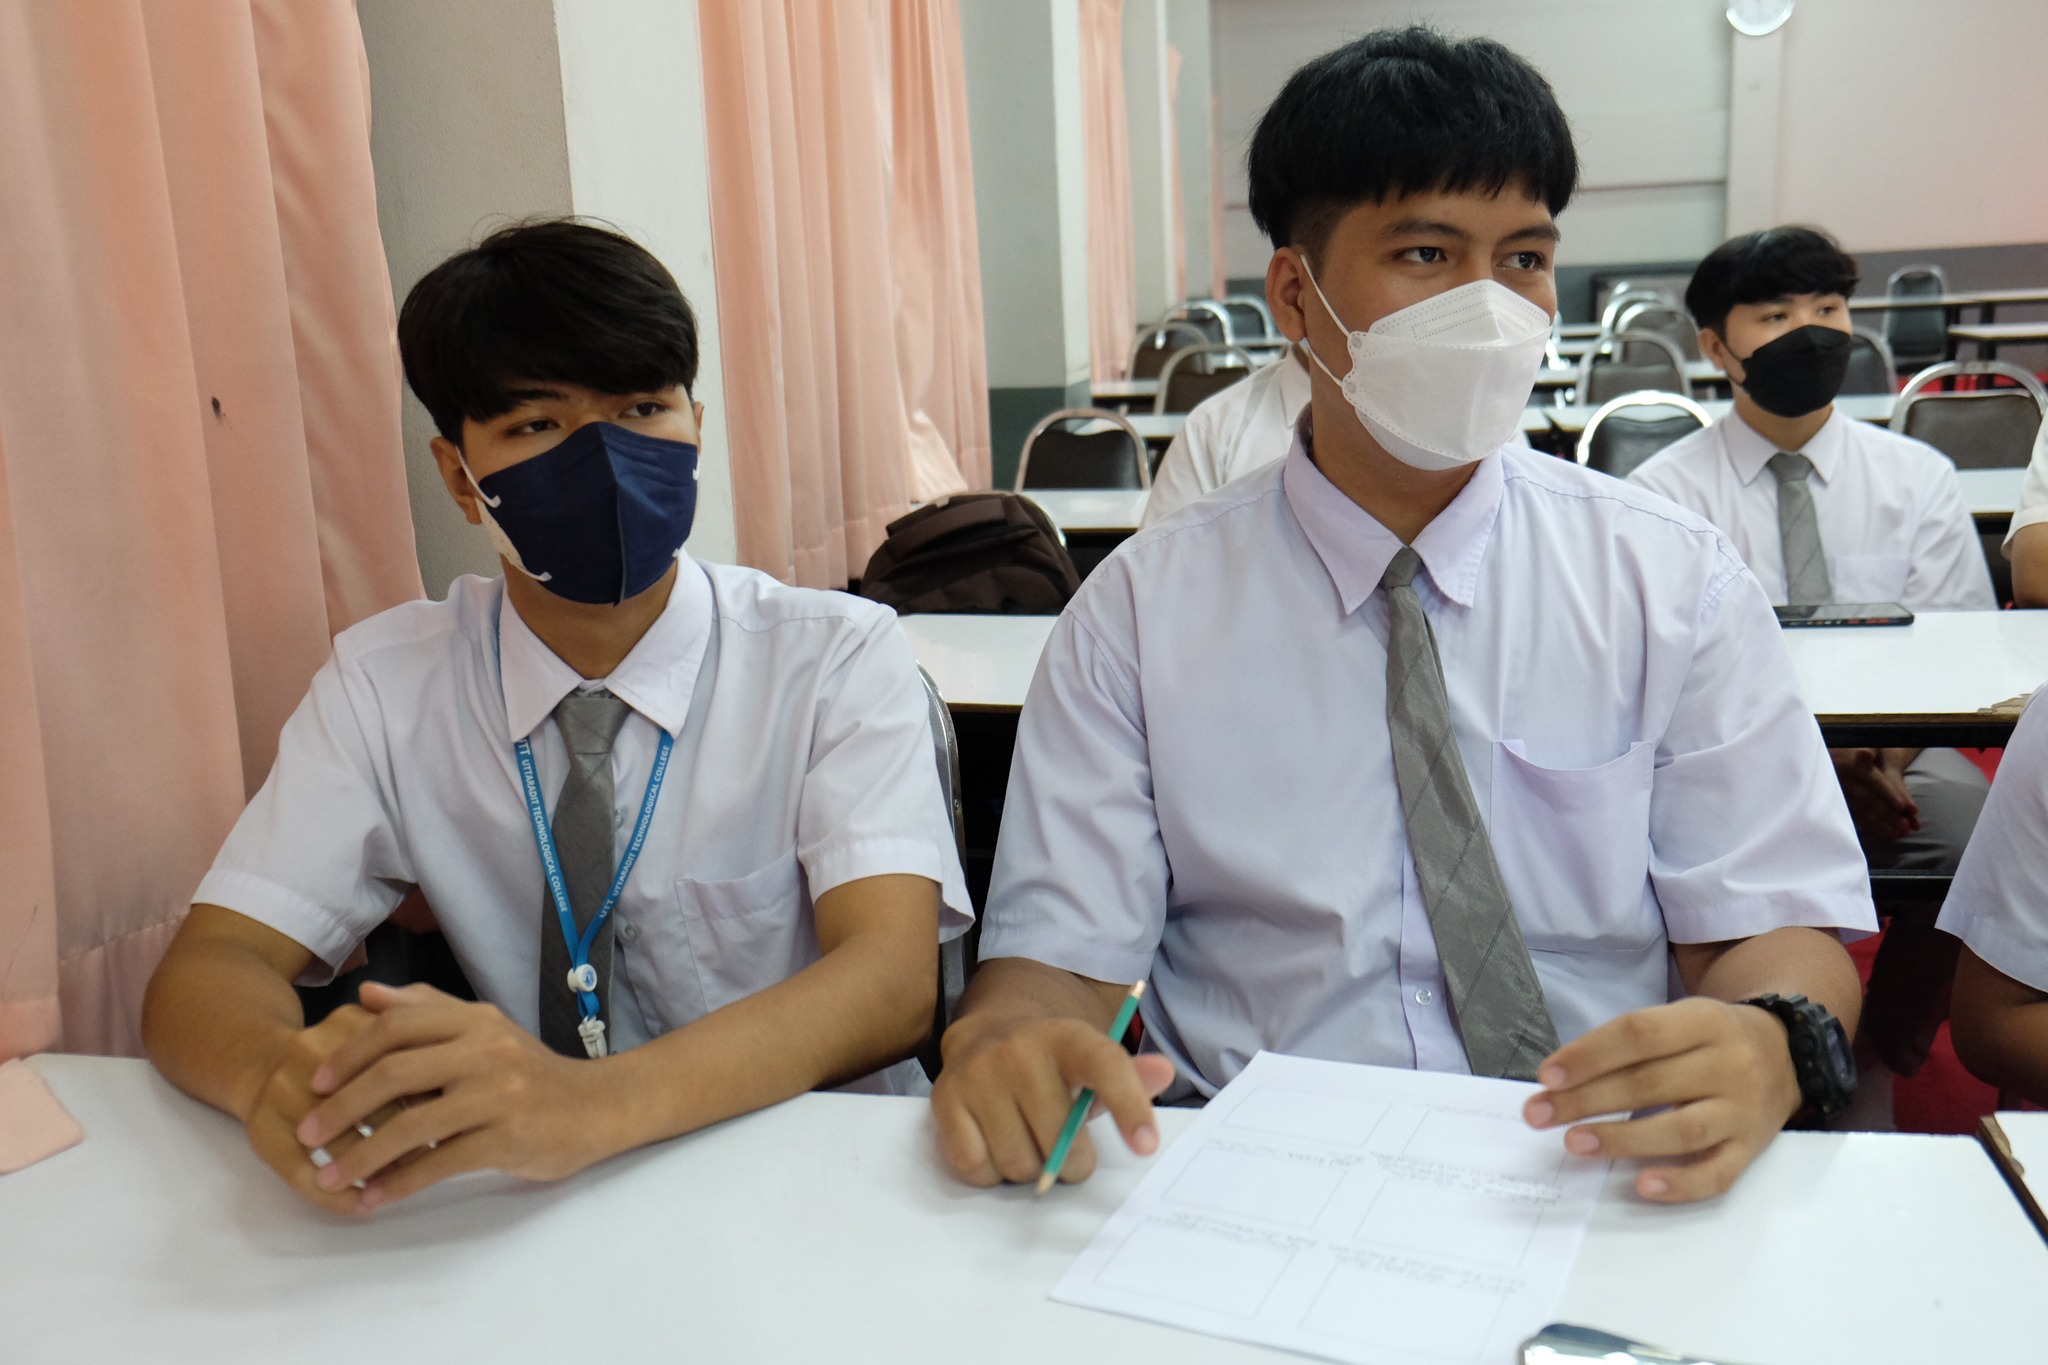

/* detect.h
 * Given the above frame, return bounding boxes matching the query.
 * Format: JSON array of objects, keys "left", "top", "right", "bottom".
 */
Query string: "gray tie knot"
[
  {"left": 1767, "top": 451, "right": 1815, "bottom": 484},
  {"left": 554, "top": 691, "right": 632, "bottom": 759},
  {"left": 1381, "top": 547, "right": 1423, "bottom": 592}
]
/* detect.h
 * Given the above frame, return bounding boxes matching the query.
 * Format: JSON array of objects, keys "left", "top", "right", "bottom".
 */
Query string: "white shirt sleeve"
[
  {"left": 192, "top": 652, "right": 413, "bottom": 975},
  {"left": 1938, "top": 688, "right": 2048, "bottom": 992},
  {"left": 2006, "top": 420, "right": 2048, "bottom": 549},
  {"left": 976, "top": 595, "right": 1167, "bottom": 986},
  {"left": 1906, "top": 462, "right": 1999, "bottom": 610},
  {"left": 1140, "top": 403, "right": 1228, "bottom": 529},
  {"left": 1648, "top": 564, "right": 1876, "bottom": 941},
  {"left": 799, "top": 612, "right": 974, "bottom": 936}
]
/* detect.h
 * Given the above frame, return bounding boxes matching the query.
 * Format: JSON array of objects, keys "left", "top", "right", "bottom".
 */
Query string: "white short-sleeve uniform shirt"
[
  {"left": 981, "top": 430, "right": 1875, "bottom": 1096},
  {"left": 2007, "top": 421, "right": 2048, "bottom": 553},
  {"left": 1938, "top": 687, "right": 2048, "bottom": 991},
  {"left": 195, "top": 558, "right": 972, "bottom": 1093},
  {"left": 1628, "top": 407, "right": 1994, "bottom": 612},
  {"left": 1139, "top": 354, "right": 1311, "bottom": 528}
]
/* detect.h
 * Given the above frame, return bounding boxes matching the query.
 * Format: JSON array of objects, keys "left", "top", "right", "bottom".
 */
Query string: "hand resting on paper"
[
  {"left": 932, "top": 958, "right": 1175, "bottom": 1186},
  {"left": 1520, "top": 926, "right": 1861, "bottom": 1204}
]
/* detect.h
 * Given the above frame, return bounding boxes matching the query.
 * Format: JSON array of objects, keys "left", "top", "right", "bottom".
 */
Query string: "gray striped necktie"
[
  {"left": 1381, "top": 547, "right": 1559, "bottom": 1080},
  {"left": 1768, "top": 451, "right": 1833, "bottom": 607},
  {"left": 538, "top": 690, "right": 633, "bottom": 1057}
]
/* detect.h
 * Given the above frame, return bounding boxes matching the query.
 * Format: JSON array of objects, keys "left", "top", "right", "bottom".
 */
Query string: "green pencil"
[{"left": 1035, "top": 980, "right": 1148, "bottom": 1194}]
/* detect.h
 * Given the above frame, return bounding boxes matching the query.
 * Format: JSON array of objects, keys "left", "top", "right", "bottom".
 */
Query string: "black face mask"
[{"left": 1731, "top": 324, "right": 1853, "bottom": 418}]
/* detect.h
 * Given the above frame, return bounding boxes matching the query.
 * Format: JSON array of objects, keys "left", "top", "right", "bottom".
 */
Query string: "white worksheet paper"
[{"left": 1052, "top": 1052, "right": 1609, "bottom": 1365}]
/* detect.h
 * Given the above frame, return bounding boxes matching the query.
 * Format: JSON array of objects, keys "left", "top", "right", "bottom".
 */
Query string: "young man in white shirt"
[
  {"left": 1629, "top": 227, "right": 1993, "bottom": 1083},
  {"left": 1139, "top": 350, "right": 1310, "bottom": 528},
  {"left": 142, "top": 222, "right": 970, "bottom": 1215},
  {"left": 1940, "top": 687, "right": 2048, "bottom": 1105},
  {"left": 932, "top": 29, "right": 1872, "bottom": 1205},
  {"left": 2007, "top": 423, "right": 2048, "bottom": 608}
]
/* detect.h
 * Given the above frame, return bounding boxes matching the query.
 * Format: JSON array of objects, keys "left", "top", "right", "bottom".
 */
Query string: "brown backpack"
[{"left": 857, "top": 493, "right": 1082, "bottom": 615}]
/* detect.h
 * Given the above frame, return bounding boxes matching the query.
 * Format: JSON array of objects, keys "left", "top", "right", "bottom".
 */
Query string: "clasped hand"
[{"left": 243, "top": 982, "right": 610, "bottom": 1215}]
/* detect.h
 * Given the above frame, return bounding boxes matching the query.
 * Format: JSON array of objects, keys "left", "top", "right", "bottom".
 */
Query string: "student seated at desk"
[
  {"left": 1940, "top": 688, "right": 2048, "bottom": 1104},
  {"left": 1628, "top": 228, "right": 1994, "bottom": 1084},
  {"left": 141, "top": 222, "right": 970, "bottom": 1215},
  {"left": 932, "top": 29, "right": 1872, "bottom": 1206},
  {"left": 1139, "top": 349, "right": 1310, "bottom": 528},
  {"left": 2007, "top": 423, "right": 2048, "bottom": 608}
]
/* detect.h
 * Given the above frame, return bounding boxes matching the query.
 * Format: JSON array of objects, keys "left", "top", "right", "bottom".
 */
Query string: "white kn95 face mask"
[{"left": 1299, "top": 266, "right": 1553, "bottom": 471}]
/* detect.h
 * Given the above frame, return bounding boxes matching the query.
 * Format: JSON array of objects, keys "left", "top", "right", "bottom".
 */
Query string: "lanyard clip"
[{"left": 577, "top": 1016, "right": 609, "bottom": 1060}]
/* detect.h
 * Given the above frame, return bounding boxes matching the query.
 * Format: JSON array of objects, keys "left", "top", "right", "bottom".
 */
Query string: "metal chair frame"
[
  {"left": 1599, "top": 287, "right": 1671, "bottom": 333},
  {"left": 1882, "top": 264, "right": 1953, "bottom": 365},
  {"left": 1160, "top": 298, "right": 1236, "bottom": 343},
  {"left": 1126, "top": 321, "right": 1208, "bottom": 379},
  {"left": 1221, "top": 292, "right": 1278, "bottom": 341},
  {"left": 1891, "top": 361, "right": 2048, "bottom": 427},
  {"left": 1014, "top": 406, "right": 1151, "bottom": 490},
  {"left": 1575, "top": 329, "right": 1693, "bottom": 405},
  {"left": 1574, "top": 390, "right": 1713, "bottom": 468},
  {"left": 1850, "top": 327, "right": 1898, "bottom": 379},
  {"left": 1154, "top": 343, "right": 1261, "bottom": 415}
]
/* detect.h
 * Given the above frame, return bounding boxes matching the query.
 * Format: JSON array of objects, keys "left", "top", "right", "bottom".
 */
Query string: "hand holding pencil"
[{"left": 931, "top": 960, "right": 1175, "bottom": 1189}]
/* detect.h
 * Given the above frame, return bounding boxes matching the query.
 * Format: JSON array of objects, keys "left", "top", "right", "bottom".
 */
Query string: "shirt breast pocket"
[
  {"left": 673, "top": 854, "right": 816, "bottom": 1015},
  {"left": 1488, "top": 740, "right": 1659, "bottom": 952},
  {"left": 1830, "top": 553, "right": 1911, "bottom": 604}
]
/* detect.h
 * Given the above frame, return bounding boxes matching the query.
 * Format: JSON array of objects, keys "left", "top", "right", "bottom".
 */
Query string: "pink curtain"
[
  {"left": 698, "top": 0, "right": 990, "bottom": 588},
  {"left": 1209, "top": 90, "right": 1228, "bottom": 300},
  {"left": 893, "top": 0, "right": 991, "bottom": 496},
  {"left": 1078, "top": 0, "right": 1137, "bottom": 383},
  {"left": 1166, "top": 43, "right": 1187, "bottom": 306},
  {"left": 0, "top": 0, "right": 420, "bottom": 1061}
]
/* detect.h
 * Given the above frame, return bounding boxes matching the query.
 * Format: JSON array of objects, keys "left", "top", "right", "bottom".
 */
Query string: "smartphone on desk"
[{"left": 1774, "top": 602, "right": 1914, "bottom": 628}]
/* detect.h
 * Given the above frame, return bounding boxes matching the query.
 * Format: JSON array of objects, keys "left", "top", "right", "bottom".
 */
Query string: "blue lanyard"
[{"left": 513, "top": 725, "right": 673, "bottom": 1039}]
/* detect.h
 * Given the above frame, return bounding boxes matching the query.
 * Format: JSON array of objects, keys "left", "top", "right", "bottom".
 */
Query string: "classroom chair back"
[
  {"left": 1892, "top": 361, "right": 2047, "bottom": 469},
  {"left": 1575, "top": 390, "right": 1711, "bottom": 480},
  {"left": 1883, "top": 264, "right": 1952, "bottom": 371},
  {"left": 1154, "top": 344, "right": 1260, "bottom": 415},
  {"left": 1577, "top": 330, "right": 1692, "bottom": 406}
]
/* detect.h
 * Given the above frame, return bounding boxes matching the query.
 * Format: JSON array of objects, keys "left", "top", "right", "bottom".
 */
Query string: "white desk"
[
  {"left": 1524, "top": 393, "right": 1895, "bottom": 436},
  {"left": 6, "top": 1056, "right": 2045, "bottom": 1365},
  {"left": 1023, "top": 488, "right": 1150, "bottom": 535},
  {"left": 1531, "top": 359, "right": 1724, "bottom": 392},
  {"left": 1122, "top": 413, "right": 1184, "bottom": 443},
  {"left": 899, "top": 613, "right": 1054, "bottom": 712},
  {"left": 1957, "top": 466, "right": 2026, "bottom": 523},
  {"left": 1785, "top": 608, "right": 2048, "bottom": 744},
  {"left": 1092, "top": 378, "right": 1158, "bottom": 404}
]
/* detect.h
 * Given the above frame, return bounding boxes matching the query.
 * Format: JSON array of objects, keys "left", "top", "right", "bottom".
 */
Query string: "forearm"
[
  {"left": 141, "top": 912, "right": 307, "bottom": 1122},
  {"left": 593, "top": 926, "right": 935, "bottom": 1157},
  {"left": 1950, "top": 949, "right": 2048, "bottom": 1105},
  {"left": 2011, "top": 524, "right": 2048, "bottom": 609},
  {"left": 945, "top": 955, "right": 1124, "bottom": 1052},
  {"left": 1677, "top": 925, "right": 1863, "bottom": 1036}
]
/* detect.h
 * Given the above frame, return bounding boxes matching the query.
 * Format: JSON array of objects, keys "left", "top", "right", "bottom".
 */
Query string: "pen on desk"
[{"left": 1036, "top": 980, "right": 1147, "bottom": 1195}]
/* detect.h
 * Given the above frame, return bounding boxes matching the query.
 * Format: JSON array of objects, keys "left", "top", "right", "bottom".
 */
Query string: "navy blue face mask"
[{"left": 467, "top": 420, "right": 698, "bottom": 605}]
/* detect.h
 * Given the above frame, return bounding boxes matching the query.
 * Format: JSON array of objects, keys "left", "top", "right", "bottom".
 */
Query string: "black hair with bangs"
[
  {"left": 1246, "top": 26, "right": 1578, "bottom": 260},
  {"left": 398, "top": 219, "right": 698, "bottom": 444},
  {"left": 1685, "top": 226, "right": 1861, "bottom": 335}
]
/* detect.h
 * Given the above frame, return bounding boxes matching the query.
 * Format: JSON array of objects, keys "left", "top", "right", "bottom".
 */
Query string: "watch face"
[{"left": 1727, "top": 0, "right": 1795, "bottom": 37}]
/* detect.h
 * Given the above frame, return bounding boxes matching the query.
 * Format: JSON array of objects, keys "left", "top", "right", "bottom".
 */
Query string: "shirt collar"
[
  {"left": 1281, "top": 414, "right": 1506, "bottom": 615},
  {"left": 496, "top": 557, "right": 714, "bottom": 742},
  {"left": 1722, "top": 405, "right": 1850, "bottom": 487}
]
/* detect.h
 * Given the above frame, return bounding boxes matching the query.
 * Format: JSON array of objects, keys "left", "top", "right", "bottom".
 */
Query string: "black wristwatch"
[{"left": 1740, "top": 993, "right": 1856, "bottom": 1125}]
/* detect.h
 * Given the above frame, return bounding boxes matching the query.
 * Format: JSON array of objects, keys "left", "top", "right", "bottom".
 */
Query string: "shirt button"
[
  {"left": 618, "top": 921, "right": 638, "bottom": 943},
  {"left": 1414, "top": 987, "right": 1435, "bottom": 1006}
]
